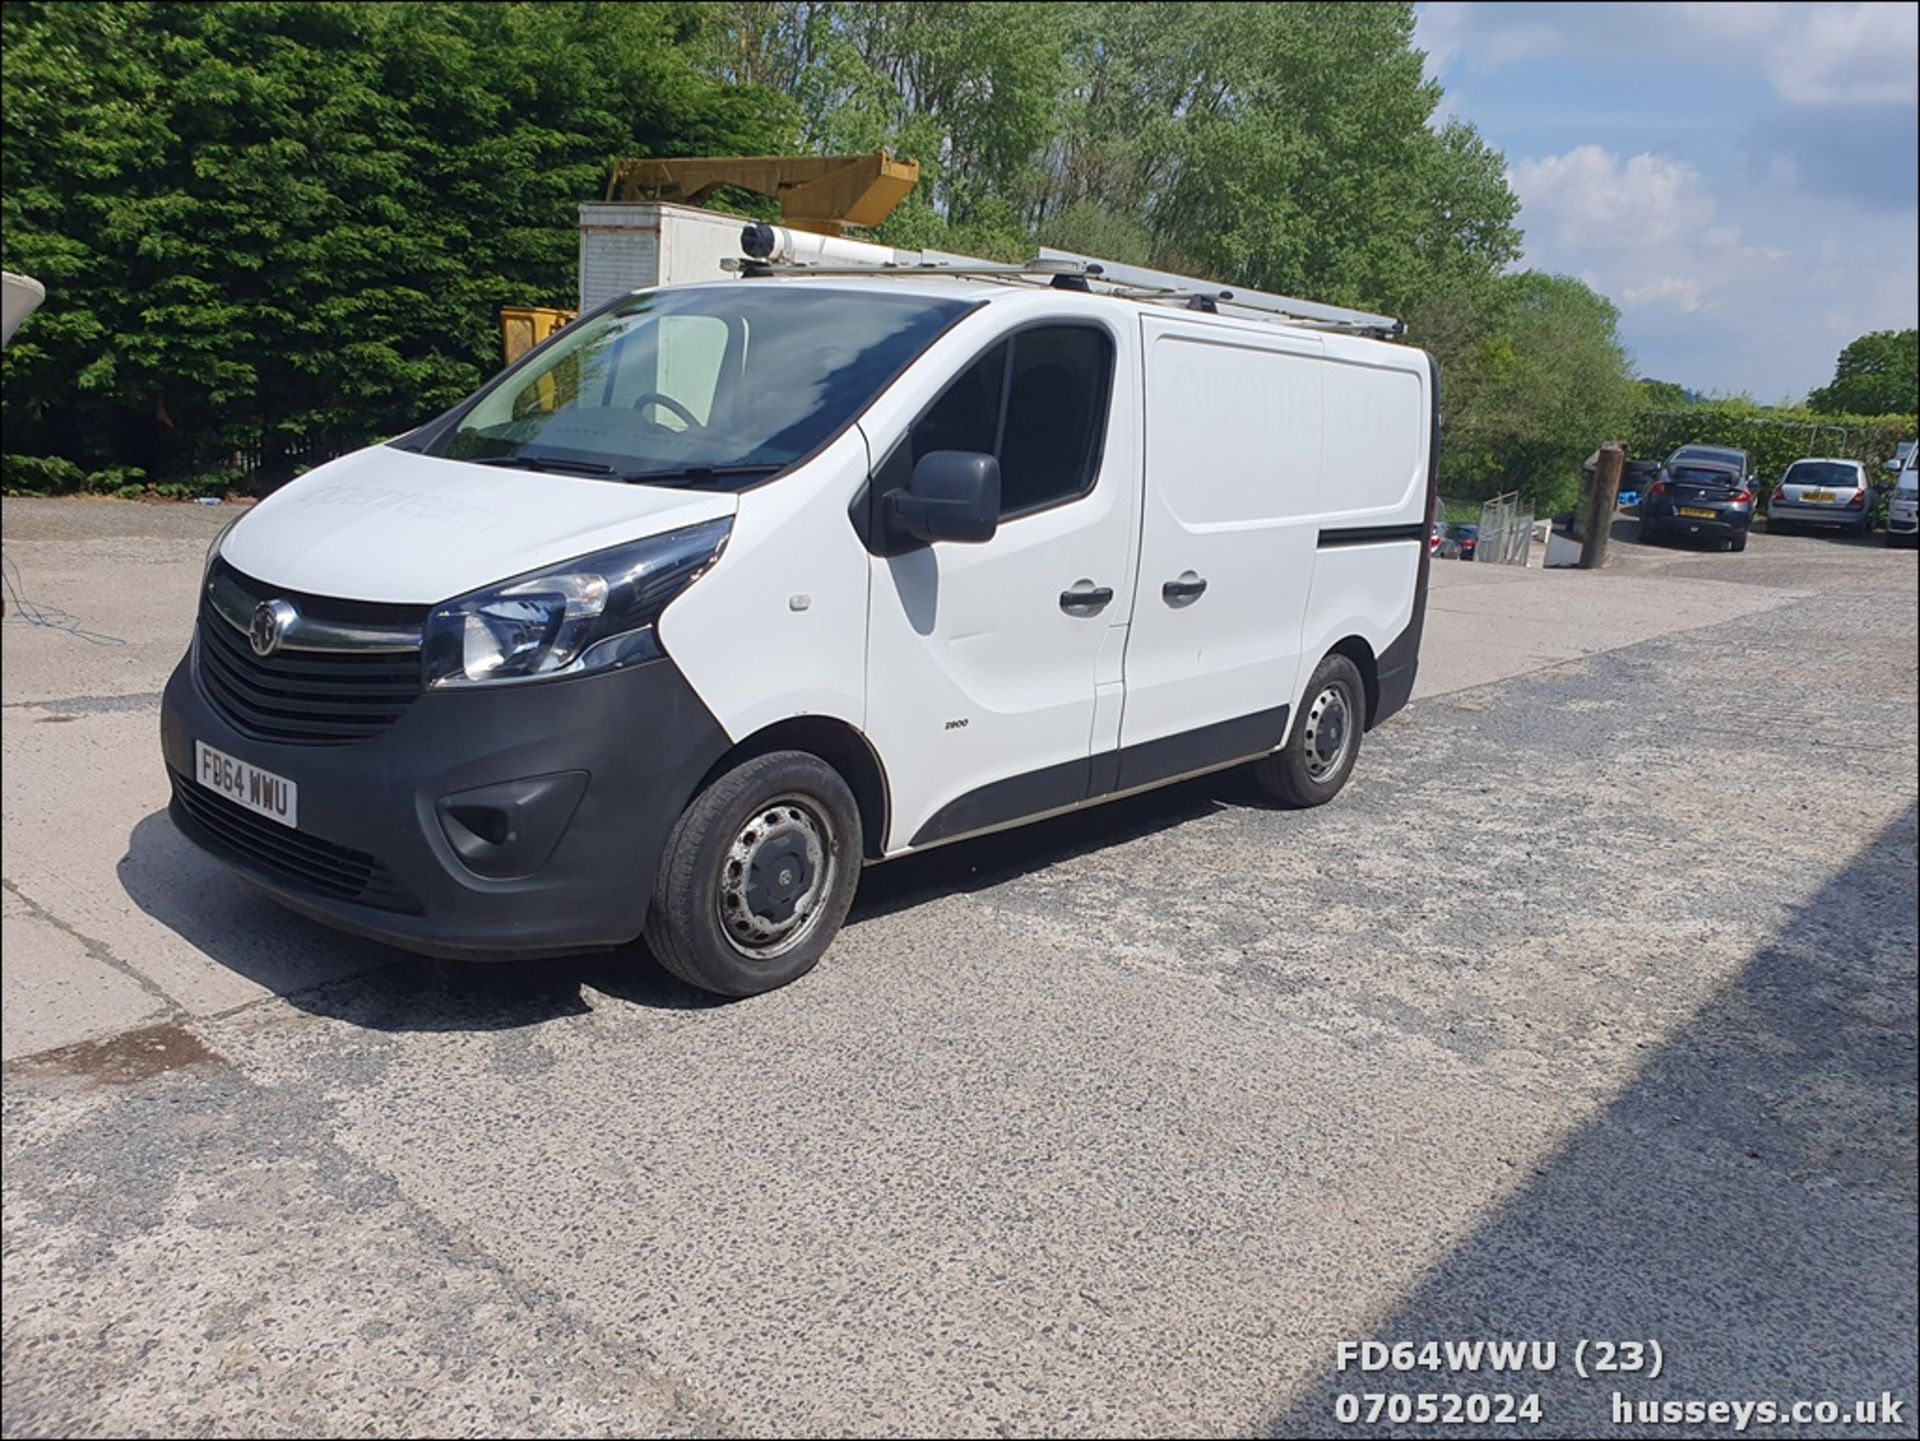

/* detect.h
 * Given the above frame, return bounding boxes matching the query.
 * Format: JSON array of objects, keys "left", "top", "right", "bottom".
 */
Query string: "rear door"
[
  {"left": 1667, "top": 462, "right": 1744, "bottom": 511},
  {"left": 1779, "top": 460, "right": 1858, "bottom": 510},
  {"left": 1116, "top": 314, "right": 1324, "bottom": 787},
  {"left": 863, "top": 314, "right": 1139, "bottom": 851}
]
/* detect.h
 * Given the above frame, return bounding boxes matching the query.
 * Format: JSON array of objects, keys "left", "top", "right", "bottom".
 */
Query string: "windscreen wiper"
[
  {"left": 620, "top": 464, "right": 785, "bottom": 488},
  {"left": 469, "top": 454, "right": 616, "bottom": 476}
]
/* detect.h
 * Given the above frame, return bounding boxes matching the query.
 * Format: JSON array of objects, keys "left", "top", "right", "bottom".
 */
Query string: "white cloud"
[
  {"left": 1421, "top": 1, "right": 1919, "bottom": 108},
  {"left": 1623, "top": 276, "right": 1706, "bottom": 312},
  {"left": 1508, "top": 139, "right": 1916, "bottom": 396},
  {"left": 1764, "top": 3, "right": 1920, "bottom": 106},
  {"left": 1508, "top": 146, "right": 1711, "bottom": 251},
  {"left": 1673, "top": 1, "right": 1785, "bottom": 43},
  {"left": 1414, "top": 1, "right": 1472, "bottom": 77},
  {"left": 1415, "top": 3, "right": 1917, "bottom": 396}
]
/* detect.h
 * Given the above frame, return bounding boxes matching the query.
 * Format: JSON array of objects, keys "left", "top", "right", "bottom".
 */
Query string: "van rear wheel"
[
  {"left": 645, "top": 751, "right": 862, "bottom": 997},
  {"left": 1251, "top": 653, "right": 1365, "bottom": 808}
]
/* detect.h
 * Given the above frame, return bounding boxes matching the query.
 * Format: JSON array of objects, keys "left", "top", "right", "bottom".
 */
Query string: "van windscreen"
[{"left": 428, "top": 287, "right": 975, "bottom": 488}]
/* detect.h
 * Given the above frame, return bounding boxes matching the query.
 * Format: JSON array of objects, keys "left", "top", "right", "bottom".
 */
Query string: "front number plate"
[
  {"left": 1677, "top": 507, "right": 1717, "bottom": 519},
  {"left": 195, "top": 740, "right": 298, "bottom": 828}
]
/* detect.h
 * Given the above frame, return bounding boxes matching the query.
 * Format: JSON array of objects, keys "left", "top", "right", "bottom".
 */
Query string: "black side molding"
[
  {"left": 909, "top": 703, "right": 1290, "bottom": 849},
  {"left": 1318, "top": 522, "right": 1426, "bottom": 549},
  {"left": 908, "top": 755, "right": 1092, "bottom": 850},
  {"left": 1111, "top": 703, "right": 1288, "bottom": 795}
]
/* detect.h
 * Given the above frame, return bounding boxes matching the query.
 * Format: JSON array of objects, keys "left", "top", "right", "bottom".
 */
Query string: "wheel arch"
[
  {"left": 697, "top": 716, "right": 891, "bottom": 859},
  {"left": 1325, "top": 635, "right": 1381, "bottom": 728}
]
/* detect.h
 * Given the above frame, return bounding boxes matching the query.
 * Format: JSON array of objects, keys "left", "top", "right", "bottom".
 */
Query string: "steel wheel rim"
[
  {"left": 1302, "top": 683, "right": 1352, "bottom": 781},
  {"left": 716, "top": 793, "right": 836, "bottom": 961}
]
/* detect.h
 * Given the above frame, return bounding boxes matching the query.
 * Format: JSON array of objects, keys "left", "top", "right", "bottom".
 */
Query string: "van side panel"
[
  {"left": 1300, "top": 342, "right": 1433, "bottom": 723},
  {"left": 657, "top": 425, "right": 872, "bottom": 745},
  {"left": 1315, "top": 351, "right": 1427, "bottom": 516},
  {"left": 1117, "top": 318, "right": 1324, "bottom": 756}
]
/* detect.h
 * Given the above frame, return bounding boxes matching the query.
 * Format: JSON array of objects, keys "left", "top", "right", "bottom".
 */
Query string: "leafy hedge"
[
  {"left": 1, "top": 1, "right": 793, "bottom": 491},
  {"left": 1627, "top": 406, "right": 1915, "bottom": 486},
  {"left": 1, "top": 453, "right": 233, "bottom": 499}
]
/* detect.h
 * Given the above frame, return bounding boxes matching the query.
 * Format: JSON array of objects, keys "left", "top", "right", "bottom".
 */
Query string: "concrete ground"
[{"left": 2, "top": 495, "right": 1915, "bottom": 1437}]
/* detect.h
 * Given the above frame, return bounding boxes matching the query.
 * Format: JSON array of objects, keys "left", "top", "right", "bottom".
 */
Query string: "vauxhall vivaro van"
[{"left": 161, "top": 242, "right": 1438, "bottom": 996}]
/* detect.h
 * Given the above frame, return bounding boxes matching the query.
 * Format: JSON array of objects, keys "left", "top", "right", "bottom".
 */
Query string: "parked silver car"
[
  {"left": 1766, "top": 458, "right": 1873, "bottom": 538},
  {"left": 1887, "top": 445, "right": 1917, "bottom": 547}
]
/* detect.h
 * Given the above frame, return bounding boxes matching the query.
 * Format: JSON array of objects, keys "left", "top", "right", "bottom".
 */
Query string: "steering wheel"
[{"left": 628, "top": 391, "right": 702, "bottom": 430}]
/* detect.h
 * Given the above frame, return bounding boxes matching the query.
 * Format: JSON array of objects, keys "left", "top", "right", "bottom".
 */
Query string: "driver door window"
[{"left": 877, "top": 324, "right": 1114, "bottom": 522}]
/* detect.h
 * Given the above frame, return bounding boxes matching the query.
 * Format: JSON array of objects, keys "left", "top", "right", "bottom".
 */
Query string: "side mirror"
[{"left": 884, "top": 450, "right": 1000, "bottom": 546}]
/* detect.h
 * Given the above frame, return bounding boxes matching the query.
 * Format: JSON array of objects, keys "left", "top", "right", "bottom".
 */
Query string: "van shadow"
[
  {"left": 116, "top": 809, "right": 717, "bottom": 1031},
  {"left": 848, "top": 768, "right": 1236, "bottom": 923},
  {"left": 1262, "top": 801, "right": 1919, "bottom": 1437},
  {"left": 118, "top": 769, "right": 1242, "bottom": 1034}
]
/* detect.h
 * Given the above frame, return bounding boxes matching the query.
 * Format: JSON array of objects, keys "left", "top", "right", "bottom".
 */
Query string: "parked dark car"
[
  {"left": 1640, "top": 445, "right": 1756, "bottom": 551},
  {"left": 1441, "top": 522, "right": 1478, "bottom": 560}
]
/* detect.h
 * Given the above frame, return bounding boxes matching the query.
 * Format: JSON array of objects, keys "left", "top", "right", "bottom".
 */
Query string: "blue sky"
[{"left": 1414, "top": 1, "right": 1919, "bottom": 402}]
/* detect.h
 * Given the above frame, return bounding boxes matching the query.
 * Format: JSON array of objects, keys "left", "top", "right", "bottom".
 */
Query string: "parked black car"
[{"left": 1639, "top": 445, "right": 1756, "bottom": 552}]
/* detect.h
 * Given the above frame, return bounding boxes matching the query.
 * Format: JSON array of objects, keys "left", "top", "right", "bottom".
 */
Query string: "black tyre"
[
  {"left": 1729, "top": 529, "right": 1748, "bottom": 552},
  {"left": 1251, "top": 653, "right": 1365, "bottom": 808},
  {"left": 644, "top": 751, "right": 862, "bottom": 997},
  {"left": 1769, "top": 517, "right": 1792, "bottom": 536},
  {"left": 1639, "top": 521, "right": 1663, "bottom": 546}
]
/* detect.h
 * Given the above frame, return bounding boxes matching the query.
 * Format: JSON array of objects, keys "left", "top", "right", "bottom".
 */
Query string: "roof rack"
[
  {"left": 1037, "top": 248, "right": 1403, "bottom": 337},
  {"left": 720, "top": 222, "right": 1403, "bottom": 338}
]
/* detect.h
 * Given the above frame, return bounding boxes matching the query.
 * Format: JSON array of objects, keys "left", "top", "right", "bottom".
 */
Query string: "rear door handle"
[
  {"left": 1060, "top": 581, "right": 1114, "bottom": 616},
  {"left": 1162, "top": 572, "right": 1208, "bottom": 605}
]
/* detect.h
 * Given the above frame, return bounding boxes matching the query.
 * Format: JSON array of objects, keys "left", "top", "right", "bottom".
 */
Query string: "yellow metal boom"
[{"left": 605, "top": 152, "right": 919, "bottom": 236}]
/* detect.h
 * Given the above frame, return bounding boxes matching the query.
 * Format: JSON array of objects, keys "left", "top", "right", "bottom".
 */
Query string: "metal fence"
[{"left": 1476, "top": 491, "right": 1535, "bottom": 566}]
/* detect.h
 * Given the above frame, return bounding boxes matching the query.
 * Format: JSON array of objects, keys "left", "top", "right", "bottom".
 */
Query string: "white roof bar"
[
  {"left": 724, "top": 222, "right": 1402, "bottom": 338},
  {"left": 1036, "top": 248, "right": 1402, "bottom": 336}
]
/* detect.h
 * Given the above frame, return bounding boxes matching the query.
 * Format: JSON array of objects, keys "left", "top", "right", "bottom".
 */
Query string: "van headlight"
[
  {"left": 203, "top": 511, "right": 244, "bottom": 583},
  {"left": 422, "top": 518, "right": 731, "bottom": 688}
]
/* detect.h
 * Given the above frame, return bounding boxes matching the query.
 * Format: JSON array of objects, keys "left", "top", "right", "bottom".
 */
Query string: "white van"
[{"left": 161, "top": 245, "right": 1437, "bottom": 995}]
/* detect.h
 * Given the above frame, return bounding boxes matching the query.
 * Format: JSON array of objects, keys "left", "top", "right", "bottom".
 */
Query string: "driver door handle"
[
  {"left": 1059, "top": 582, "right": 1114, "bottom": 616},
  {"left": 1162, "top": 572, "right": 1208, "bottom": 605}
]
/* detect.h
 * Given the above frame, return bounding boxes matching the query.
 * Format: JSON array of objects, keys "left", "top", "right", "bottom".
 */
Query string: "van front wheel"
[
  {"left": 1251, "top": 654, "right": 1365, "bottom": 808},
  {"left": 645, "top": 751, "right": 863, "bottom": 997}
]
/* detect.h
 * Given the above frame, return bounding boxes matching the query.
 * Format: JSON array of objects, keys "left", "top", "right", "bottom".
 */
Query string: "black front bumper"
[{"left": 161, "top": 638, "right": 731, "bottom": 959}]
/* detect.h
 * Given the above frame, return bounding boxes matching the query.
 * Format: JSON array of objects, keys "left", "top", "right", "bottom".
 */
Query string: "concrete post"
[{"left": 1579, "top": 443, "right": 1625, "bottom": 569}]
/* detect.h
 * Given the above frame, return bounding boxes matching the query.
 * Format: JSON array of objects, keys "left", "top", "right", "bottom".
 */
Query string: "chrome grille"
[{"left": 196, "top": 559, "right": 424, "bottom": 744}]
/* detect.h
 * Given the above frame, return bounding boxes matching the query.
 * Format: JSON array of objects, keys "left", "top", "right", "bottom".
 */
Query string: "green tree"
[
  {"left": 697, "top": 2, "right": 1521, "bottom": 309},
  {"left": 1807, "top": 329, "right": 1919, "bottom": 417},
  {"left": 695, "top": 1, "right": 1066, "bottom": 245},
  {"left": 1, "top": 0, "right": 791, "bottom": 484},
  {"left": 1145, "top": 4, "right": 1519, "bottom": 314},
  {"left": 1422, "top": 272, "right": 1637, "bottom": 512}
]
